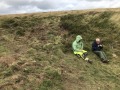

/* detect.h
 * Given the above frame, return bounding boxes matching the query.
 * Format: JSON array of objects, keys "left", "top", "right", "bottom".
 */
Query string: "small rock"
[{"left": 112, "top": 53, "right": 118, "bottom": 58}]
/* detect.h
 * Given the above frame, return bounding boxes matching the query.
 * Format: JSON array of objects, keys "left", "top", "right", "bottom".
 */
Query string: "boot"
[
  {"left": 88, "top": 59, "right": 93, "bottom": 64},
  {"left": 85, "top": 58, "right": 93, "bottom": 64},
  {"left": 102, "top": 58, "right": 109, "bottom": 63},
  {"left": 82, "top": 53, "right": 88, "bottom": 59}
]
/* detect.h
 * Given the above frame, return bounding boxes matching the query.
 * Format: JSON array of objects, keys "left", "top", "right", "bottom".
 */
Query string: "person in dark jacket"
[{"left": 92, "top": 38, "right": 109, "bottom": 63}]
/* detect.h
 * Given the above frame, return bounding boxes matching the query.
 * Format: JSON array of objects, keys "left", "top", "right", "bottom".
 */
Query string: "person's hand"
[
  {"left": 79, "top": 49, "right": 83, "bottom": 52},
  {"left": 98, "top": 44, "right": 102, "bottom": 47},
  {"left": 99, "top": 45, "right": 102, "bottom": 47}
]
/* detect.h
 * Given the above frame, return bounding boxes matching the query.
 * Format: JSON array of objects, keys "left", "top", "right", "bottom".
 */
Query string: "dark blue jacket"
[{"left": 92, "top": 41, "right": 103, "bottom": 51}]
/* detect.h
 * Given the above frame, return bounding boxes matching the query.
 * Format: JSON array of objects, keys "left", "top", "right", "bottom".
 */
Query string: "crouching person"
[
  {"left": 92, "top": 38, "right": 109, "bottom": 63},
  {"left": 72, "top": 35, "right": 92, "bottom": 64}
]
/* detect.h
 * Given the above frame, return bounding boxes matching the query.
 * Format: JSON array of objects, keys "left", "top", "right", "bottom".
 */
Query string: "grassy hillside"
[{"left": 0, "top": 9, "right": 120, "bottom": 90}]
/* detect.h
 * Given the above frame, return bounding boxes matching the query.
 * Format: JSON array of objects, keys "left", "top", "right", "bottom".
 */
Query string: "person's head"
[
  {"left": 76, "top": 35, "right": 83, "bottom": 42},
  {"left": 95, "top": 38, "right": 101, "bottom": 44}
]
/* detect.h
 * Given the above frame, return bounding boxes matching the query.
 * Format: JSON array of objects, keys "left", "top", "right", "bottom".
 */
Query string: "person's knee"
[
  {"left": 74, "top": 52, "right": 82, "bottom": 56},
  {"left": 99, "top": 51, "right": 103, "bottom": 55},
  {"left": 83, "top": 50, "right": 87, "bottom": 52}
]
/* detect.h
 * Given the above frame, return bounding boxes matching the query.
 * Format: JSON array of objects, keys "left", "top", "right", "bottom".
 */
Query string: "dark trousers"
[{"left": 94, "top": 51, "right": 107, "bottom": 61}]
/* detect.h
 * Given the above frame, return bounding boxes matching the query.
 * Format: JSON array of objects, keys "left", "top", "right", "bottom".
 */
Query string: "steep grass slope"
[{"left": 0, "top": 9, "right": 120, "bottom": 90}]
